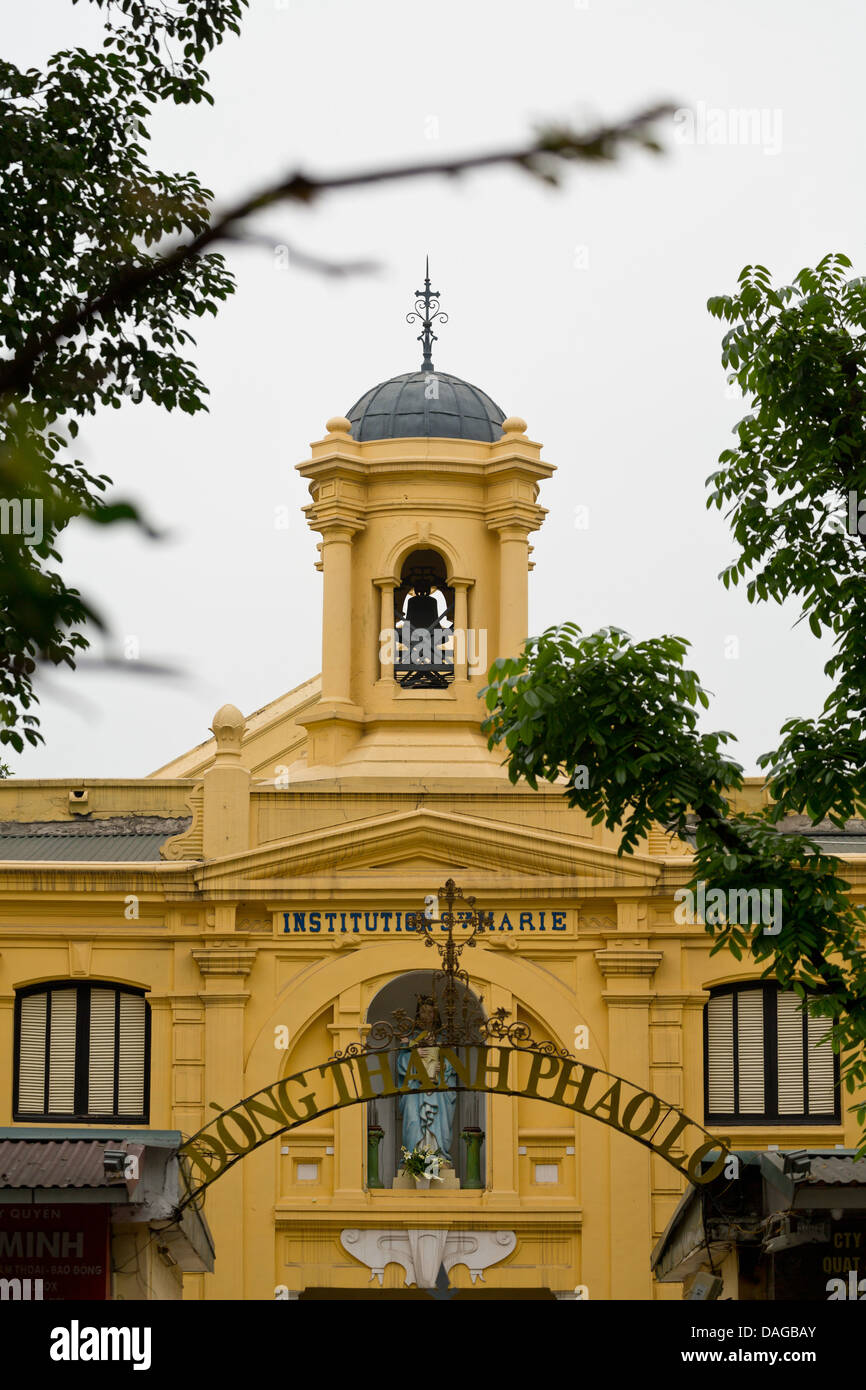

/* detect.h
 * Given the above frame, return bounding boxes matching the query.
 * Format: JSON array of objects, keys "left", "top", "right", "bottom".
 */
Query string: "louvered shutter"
[
  {"left": 806, "top": 1010, "right": 836, "bottom": 1115},
  {"left": 736, "top": 988, "right": 765, "bottom": 1113},
  {"left": 776, "top": 991, "right": 805, "bottom": 1114},
  {"left": 117, "top": 992, "right": 146, "bottom": 1114},
  {"left": 47, "top": 988, "right": 77, "bottom": 1113},
  {"left": 88, "top": 988, "right": 116, "bottom": 1114},
  {"left": 17, "top": 992, "right": 47, "bottom": 1113},
  {"left": 706, "top": 992, "right": 735, "bottom": 1112}
]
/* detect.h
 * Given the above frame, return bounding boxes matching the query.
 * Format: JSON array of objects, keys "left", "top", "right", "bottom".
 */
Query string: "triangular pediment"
[
  {"left": 195, "top": 806, "right": 661, "bottom": 892},
  {"left": 357, "top": 853, "right": 472, "bottom": 874}
]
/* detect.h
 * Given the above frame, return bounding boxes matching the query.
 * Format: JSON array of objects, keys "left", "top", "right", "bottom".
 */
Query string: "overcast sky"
[{"left": 8, "top": 0, "right": 864, "bottom": 779}]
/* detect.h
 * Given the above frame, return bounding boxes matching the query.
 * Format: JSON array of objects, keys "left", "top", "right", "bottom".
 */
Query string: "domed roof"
[{"left": 347, "top": 371, "right": 505, "bottom": 443}]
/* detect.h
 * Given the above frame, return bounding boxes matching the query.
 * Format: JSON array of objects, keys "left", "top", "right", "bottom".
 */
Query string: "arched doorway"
[{"left": 365, "top": 970, "right": 486, "bottom": 1189}]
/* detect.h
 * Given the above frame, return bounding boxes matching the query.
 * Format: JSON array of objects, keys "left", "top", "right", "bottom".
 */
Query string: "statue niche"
[
  {"left": 393, "top": 550, "right": 454, "bottom": 689},
  {"left": 365, "top": 970, "right": 486, "bottom": 1190}
]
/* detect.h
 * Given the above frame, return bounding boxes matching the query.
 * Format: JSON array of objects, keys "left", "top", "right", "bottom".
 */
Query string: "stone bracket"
[{"left": 340, "top": 1227, "right": 516, "bottom": 1288}]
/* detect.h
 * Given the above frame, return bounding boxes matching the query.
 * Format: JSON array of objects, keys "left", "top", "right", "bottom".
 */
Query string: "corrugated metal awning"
[
  {"left": 0, "top": 1139, "right": 111, "bottom": 1188},
  {"left": 798, "top": 1156, "right": 866, "bottom": 1185}
]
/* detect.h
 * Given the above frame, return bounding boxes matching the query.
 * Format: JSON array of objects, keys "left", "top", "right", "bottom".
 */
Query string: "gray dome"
[{"left": 347, "top": 371, "right": 505, "bottom": 442}]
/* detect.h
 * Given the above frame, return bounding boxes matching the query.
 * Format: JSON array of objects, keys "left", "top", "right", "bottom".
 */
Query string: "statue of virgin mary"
[{"left": 396, "top": 996, "right": 456, "bottom": 1163}]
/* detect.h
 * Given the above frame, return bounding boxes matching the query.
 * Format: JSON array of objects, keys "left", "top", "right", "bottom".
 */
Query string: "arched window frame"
[
  {"left": 391, "top": 547, "right": 456, "bottom": 688},
  {"left": 703, "top": 981, "right": 840, "bottom": 1126},
  {"left": 12, "top": 980, "right": 151, "bottom": 1123}
]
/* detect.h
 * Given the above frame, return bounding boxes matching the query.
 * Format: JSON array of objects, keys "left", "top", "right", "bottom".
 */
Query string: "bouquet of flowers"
[{"left": 400, "top": 1145, "right": 444, "bottom": 1180}]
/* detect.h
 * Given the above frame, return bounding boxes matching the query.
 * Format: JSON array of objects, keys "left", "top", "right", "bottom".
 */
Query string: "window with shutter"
[
  {"left": 47, "top": 989, "right": 77, "bottom": 1114},
  {"left": 13, "top": 981, "right": 150, "bottom": 1122},
  {"left": 118, "top": 992, "right": 147, "bottom": 1114},
  {"left": 806, "top": 1010, "right": 836, "bottom": 1116},
  {"left": 17, "top": 992, "right": 47, "bottom": 1114},
  {"left": 706, "top": 993, "right": 734, "bottom": 1113},
  {"left": 704, "top": 983, "right": 839, "bottom": 1125},
  {"left": 88, "top": 988, "right": 117, "bottom": 1114},
  {"left": 736, "top": 989, "right": 765, "bottom": 1114},
  {"left": 777, "top": 991, "right": 805, "bottom": 1115}
]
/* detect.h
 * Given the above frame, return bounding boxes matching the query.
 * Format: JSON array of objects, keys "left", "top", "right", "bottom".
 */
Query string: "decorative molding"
[
  {"left": 594, "top": 948, "right": 663, "bottom": 979},
  {"left": 191, "top": 947, "right": 256, "bottom": 978},
  {"left": 581, "top": 914, "right": 616, "bottom": 933},
  {"left": 340, "top": 1228, "right": 516, "bottom": 1287},
  {"left": 601, "top": 992, "right": 661, "bottom": 1007},
  {"left": 68, "top": 940, "right": 92, "bottom": 976},
  {"left": 237, "top": 912, "right": 271, "bottom": 935},
  {"left": 162, "top": 785, "right": 204, "bottom": 861}
]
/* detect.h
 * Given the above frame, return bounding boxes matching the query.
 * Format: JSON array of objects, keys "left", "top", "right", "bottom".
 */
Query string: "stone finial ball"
[
  {"left": 211, "top": 703, "right": 245, "bottom": 750},
  {"left": 325, "top": 416, "right": 352, "bottom": 435},
  {"left": 501, "top": 416, "right": 528, "bottom": 436}
]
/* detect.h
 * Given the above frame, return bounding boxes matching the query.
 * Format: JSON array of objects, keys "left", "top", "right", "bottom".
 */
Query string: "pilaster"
[
  {"left": 595, "top": 946, "right": 662, "bottom": 1298},
  {"left": 193, "top": 945, "right": 255, "bottom": 1298}
]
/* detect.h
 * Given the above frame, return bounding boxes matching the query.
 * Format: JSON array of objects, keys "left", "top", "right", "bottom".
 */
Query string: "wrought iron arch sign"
[{"left": 176, "top": 1044, "right": 730, "bottom": 1212}]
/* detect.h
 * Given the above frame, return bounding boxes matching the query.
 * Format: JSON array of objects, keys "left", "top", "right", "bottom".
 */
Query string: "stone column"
[
  {"left": 494, "top": 524, "right": 530, "bottom": 660},
  {"left": 147, "top": 997, "right": 173, "bottom": 1129},
  {"left": 594, "top": 947, "right": 663, "bottom": 1300},
  {"left": 327, "top": 985, "right": 365, "bottom": 1205},
  {"left": 0, "top": 987, "right": 12, "bottom": 1119},
  {"left": 373, "top": 577, "right": 397, "bottom": 682},
  {"left": 485, "top": 980, "right": 518, "bottom": 1206},
  {"left": 320, "top": 523, "right": 356, "bottom": 706},
  {"left": 681, "top": 994, "right": 710, "bottom": 1123},
  {"left": 191, "top": 946, "right": 256, "bottom": 1299},
  {"left": 450, "top": 578, "right": 471, "bottom": 682}
]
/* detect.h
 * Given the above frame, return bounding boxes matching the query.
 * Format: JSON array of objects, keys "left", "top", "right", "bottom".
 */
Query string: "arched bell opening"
[
  {"left": 393, "top": 549, "right": 455, "bottom": 689},
  {"left": 364, "top": 970, "right": 487, "bottom": 1190}
]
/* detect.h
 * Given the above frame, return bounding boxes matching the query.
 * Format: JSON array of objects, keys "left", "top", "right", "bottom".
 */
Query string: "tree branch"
[{"left": 0, "top": 101, "right": 674, "bottom": 403}]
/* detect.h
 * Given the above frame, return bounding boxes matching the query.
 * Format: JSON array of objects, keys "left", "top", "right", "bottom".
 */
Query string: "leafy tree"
[
  {"left": 0, "top": 0, "right": 246, "bottom": 755},
  {"left": 482, "top": 253, "right": 866, "bottom": 1138}
]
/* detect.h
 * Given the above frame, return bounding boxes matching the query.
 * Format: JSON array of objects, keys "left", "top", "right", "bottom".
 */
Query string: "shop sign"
[{"left": 0, "top": 1205, "right": 110, "bottom": 1300}]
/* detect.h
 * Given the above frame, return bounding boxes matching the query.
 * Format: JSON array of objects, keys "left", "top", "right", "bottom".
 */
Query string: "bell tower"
[{"left": 295, "top": 265, "right": 554, "bottom": 778}]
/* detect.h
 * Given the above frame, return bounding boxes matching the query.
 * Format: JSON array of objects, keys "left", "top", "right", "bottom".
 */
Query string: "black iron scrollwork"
[
  {"left": 331, "top": 879, "right": 572, "bottom": 1061},
  {"left": 406, "top": 256, "right": 449, "bottom": 371}
]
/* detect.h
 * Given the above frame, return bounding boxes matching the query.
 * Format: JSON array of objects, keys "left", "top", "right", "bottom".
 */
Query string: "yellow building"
[{"left": 1, "top": 281, "right": 864, "bottom": 1302}]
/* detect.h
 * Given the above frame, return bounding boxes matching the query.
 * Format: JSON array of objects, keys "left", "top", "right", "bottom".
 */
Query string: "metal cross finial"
[
  {"left": 411, "top": 879, "right": 492, "bottom": 1044},
  {"left": 327, "top": 872, "right": 574, "bottom": 1060},
  {"left": 406, "top": 255, "right": 448, "bottom": 372}
]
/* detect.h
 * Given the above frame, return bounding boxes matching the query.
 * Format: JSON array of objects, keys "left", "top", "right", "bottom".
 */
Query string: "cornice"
[
  {"left": 485, "top": 504, "right": 548, "bottom": 536},
  {"left": 302, "top": 507, "right": 366, "bottom": 539},
  {"left": 191, "top": 946, "right": 257, "bottom": 978},
  {"left": 594, "top": 948, "right": 663, "bottom": 979},
  {"left": 273, "top": 1205, "right": 581, "bottom": 1231},
  {"left": 0, "top": 864, "right": 198, "bottom": 893}
]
